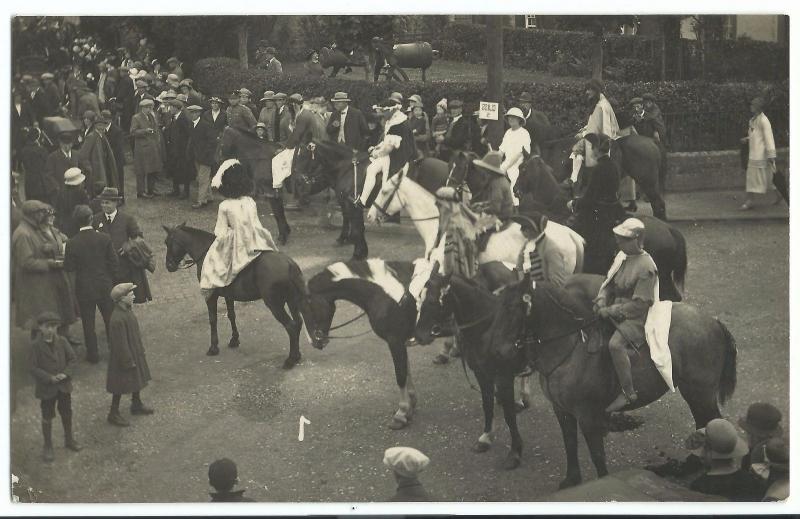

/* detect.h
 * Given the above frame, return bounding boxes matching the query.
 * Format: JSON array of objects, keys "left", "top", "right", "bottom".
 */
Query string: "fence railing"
[{"left": 663, "top": 110, "right": 787, "bottom": 152}]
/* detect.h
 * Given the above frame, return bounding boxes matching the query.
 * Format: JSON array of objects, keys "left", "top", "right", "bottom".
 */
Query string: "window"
[{"left": 525, "top": 15, "right": 537, "bottom": 29}]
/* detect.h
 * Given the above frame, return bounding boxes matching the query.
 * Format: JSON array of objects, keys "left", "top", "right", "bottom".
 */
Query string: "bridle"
[
  {"left": 165, "top": 232, "right": 197, "bottom": 271},
  {"left": 372, "top": 168, "right": 439, "bottom": 222}
]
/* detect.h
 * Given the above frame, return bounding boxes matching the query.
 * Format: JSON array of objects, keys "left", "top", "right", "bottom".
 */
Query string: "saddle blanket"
[
  {"left": 644, "top": 300, "right": 675, "bottom": 392},
  {"left": 272, "top": 147, "right": 295, "bottom": 189}
]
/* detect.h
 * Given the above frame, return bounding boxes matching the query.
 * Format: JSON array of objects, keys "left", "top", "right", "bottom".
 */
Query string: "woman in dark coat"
[{"left": 106, "top": 282, "right": 153, "bottom": 427}]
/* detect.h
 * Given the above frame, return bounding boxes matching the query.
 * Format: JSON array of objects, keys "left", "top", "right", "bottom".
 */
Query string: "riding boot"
[
  {"left": 41, "top": 420, "right": 55, "bottom": 462},
  {"left": 268, "top": 195, "right": 291, "bottom": 245},
  {"left": 607, "top": 346, "right": 637, "bottom": 413},
  {"left": 61, "top": 414, "right": 82, "bottom": 452}
]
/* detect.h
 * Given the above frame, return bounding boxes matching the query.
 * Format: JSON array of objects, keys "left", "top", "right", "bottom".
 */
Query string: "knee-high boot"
[
  {"left": 607, "top": 345, "right": 637, "bottom": 412},
  {"left": 61, "top": 414, "right": 82, "bottom": 452},
  {"left": 268, "top": 193, "right": 291, "bottom": 245},
  {"left": 41, "top": 420, "right": 54, "bottom": 462}
]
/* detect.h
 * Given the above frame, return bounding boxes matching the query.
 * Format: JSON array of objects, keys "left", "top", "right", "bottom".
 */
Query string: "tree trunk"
[
  {"left": 237, "top": 22, "right": 249, "bottom": 69},
  {"left": 486, "top": 16, "right": 504, "bottom": 148},
  {"left": 591, "top": 23, "right": 604, "bottom": 80}
]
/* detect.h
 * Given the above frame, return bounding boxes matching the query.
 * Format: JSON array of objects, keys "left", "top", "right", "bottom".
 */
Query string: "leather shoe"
[
  {"left": 130, "top": 404, "right": 154, "bottom": 415},
  {"left": 65, "top": 438, "right": 82, "bottom": 452},
  {"left": 605, "top": 391, "right": 637, "bottom": 413},
  {"left": 107, "top": 412, "right": 130, "bottom": 427}
]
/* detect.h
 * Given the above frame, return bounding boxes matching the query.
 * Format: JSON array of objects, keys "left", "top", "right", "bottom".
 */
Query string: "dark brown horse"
[
  {"left": 487, "top": 274, "right": 738, "bottom": 488},
  {"left": 163, "top": 224, "right": 309, "bottom": 369},
  {"left": 515, "top": 153, "right": 687, "bottom": 302}
]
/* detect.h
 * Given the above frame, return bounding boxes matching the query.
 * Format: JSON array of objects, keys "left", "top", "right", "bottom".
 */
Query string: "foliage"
[
  {"left": 319, "top": 16, "right": 395, "bottom": 49},
  {"left": 604, "top": 58, "right": 658, "bottom": 83}
]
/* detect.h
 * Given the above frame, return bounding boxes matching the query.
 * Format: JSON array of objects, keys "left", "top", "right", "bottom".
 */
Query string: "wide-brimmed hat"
[
  {"left": 389, "top": 91, "right": 403, "bottom": 104},
  {"left": 383, "top": 447, "right": 429, "bottom": 478},
  {"left": 505, "top": 107, "right": 527, "bottom": 123},
  {"left": 36, "top": 311, "right": 62, "bottom": 326},
  {"left": 330, "top": 91, "right": 351, "bottom": 103},
  {"left": 472, "top": 150, "right": 505, "bottom": 175},
  {"left": 629, "top": 97, "right": 644, "bottom": 106},
  {"left": 260, "top": 90, "right": 276, "bottom": 102},
  {"left": 613, "top": 218, "right": 645, "bottom": 239},
  {"left": 687, "top": 419, "right": 749, "bottom": 460},
  {"left": 186, "top": 105, "right": 204, "bottom": 112},
  {"left": 518, "top": 91, "right": 533, "bottom": 103},
  {"left": 110, "top": 282, "right": 137, "bottom": 302},
  {"left": 96, "top": 187, "right": 122, "bottom": 201},
  {"left": 738, "top": 403, "right": 783, "bottom": 438},
  {"left": 375, "top": 98, "right": 401, "bottom": 111},
  {"left": 408, "top": 94, "right": 423, "bottom": 107},
  {"left": 63, "top": 167, "right": 85, "bottom": 186}
]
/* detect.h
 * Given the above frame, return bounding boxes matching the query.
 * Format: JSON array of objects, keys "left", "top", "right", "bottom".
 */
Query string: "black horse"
[
  {"left": 163, "top": 224, "right": 309, "bottom": 369},
  {"left": 305, "top": 259, "right": 419, "bottom": 429}
]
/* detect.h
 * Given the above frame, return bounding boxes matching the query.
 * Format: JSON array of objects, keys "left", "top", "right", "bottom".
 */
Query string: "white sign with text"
[{"left": 479, "top": 101, "right": 499, "bottom": 120}]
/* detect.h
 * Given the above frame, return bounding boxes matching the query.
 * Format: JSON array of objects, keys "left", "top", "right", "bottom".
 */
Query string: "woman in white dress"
[
  {"left": 741, "top": 97, "right": 779, "bottom": 210},
  {"left": 498, "top": 107, "right": 531, "bottom": 207},
  {"left": 200, "top": 159, "right": 278, "bottom": 299}
]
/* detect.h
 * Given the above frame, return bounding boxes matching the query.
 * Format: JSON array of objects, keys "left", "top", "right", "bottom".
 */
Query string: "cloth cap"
[
  {"left": 135, "top": 80, "right": 148, "bottom": 88},
  {"left": 330, "top": 91, "right": 351, "bottom": 102},
  {"left": 100, "top": 109, "right": 113, "bottom": 119},
  {"left": 518, "top": 91, "right": 533, "bottom": 103},
  {"left": 449, "top": 99, "right": 464, "bottom": 109},
  {"left": 139, "top": 98, "right": 155, "bottom": 107},
  {"left": 613, "top": 218, "right": 645, "bottom": 239},
  {"left": 167, "top": 73, "right": 180, "bottom": 82},
  {"left": 472, "top": 150, "right": 505, "bottom": 175},
  {"left": 21, "top": 199, "right": 51, "bottom": 217},
  {"left": 383, "top": 447, "right": 429, "bottom": 478},
  {"left": 689, "top": 419, "right": 749, "bottom": 460},
  {"left": 208, "top": 458, "right": 238, "bottom": 489},
  {"left": 36, "top": 311, "right": 62, "bottom": 326},
  {"left": 260, "top": 90, "right": 275, "bottom": 102},
  {"left": 96, "top": 187, "right": 122, "bottom": 201},
  {"left": 110, "top": 282, "right": 137, "bottom": 302},
  {"left": 64, "top": 167, "right": 86, "bottom": 186},
  {"left": 738, "top": 403, "right": 783, "bottom": 437},
  {"left": 273, "top": 92, "right": 287, "bottom": 101},
  {"left": 288, "top": 93, "right": 303, "bottom": 104},
  {"left": 505, "top": 107, "right": 527, "bottom": 122},
  {"left": 629, "top": 97, "right": 644, "bottom": 105}
]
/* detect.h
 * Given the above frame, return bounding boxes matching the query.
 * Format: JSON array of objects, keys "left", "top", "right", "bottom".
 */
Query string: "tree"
[
  {"left": 690, "top": 15, "right": 727, "bottom": 79},
  {"left": 485, "top": 16, "right": 504, "bottom": 147}
]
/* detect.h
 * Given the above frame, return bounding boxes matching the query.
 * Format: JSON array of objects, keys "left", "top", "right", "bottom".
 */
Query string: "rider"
[
  {"left": 567, "top": 79, "right": 619, "bottom": 191},
  {"left": 469, "top": 150, "right": 514, "bottom": 222},
  {"left": 201, "top": 159, "right": 278, "bottom": 300},
  {"left": 593, "top": 217, "right": 658, "bottom": 413},
  {"left": 272, "top": 93, "right": 314, "bottom": 215},
  {"left": 498, "top": 107, "right": 532, "bottom": 207},
  {"left": 353, "top": 98, "right": 416, "bottom": 209}
]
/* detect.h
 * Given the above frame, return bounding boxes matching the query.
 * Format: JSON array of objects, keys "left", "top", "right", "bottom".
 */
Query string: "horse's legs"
[
  {"left": 514, "top": 375, "right": 531, "bottom": 412},
  {"left": 553, "top": 404, "right": 582, "bottom": 489},
  {"left": 206, "top": 295, "right": 220, "bottom": 356},
  {"left": 225, "top": 297, "right": 240, "bottom": 349},
  {"left": 642, "top": 184, "right": 668, "bottom": 221},
  {"left": 387, "top": 338, "right": 411, "bottom": 430},
  {"left": 657, "top": 269, "right": 681, "bottom": 303},
  {"left": 405, "top": 355, "right": 417, "bottom": 412},
  {"left": 579, "top": 418, "right": 609, "bottom": 479},
  {"left": 264, "top": 297, "right": 302, "bottom": 369},
  {"left": 496, "top": 374, "right": 523, "bottom": 470},
  {"left": 336, "top": 198, "right": 351, "bottom": 245},
  {"left": 474, "top": 368, "right": 495, "bottom": 453},
  {"left": 349, "top": 204, "right": 368, "bottom": 260},
  {"left": 679, "top": 385, "right": 721, "bottom": 429},
  {"left": 268, "top": 194, "right": 291, "bottom": 245}
]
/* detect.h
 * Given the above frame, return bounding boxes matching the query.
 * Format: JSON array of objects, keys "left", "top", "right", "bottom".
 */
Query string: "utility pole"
[{"left": 486, "top": 16, "right": 504, "bottom": 148}]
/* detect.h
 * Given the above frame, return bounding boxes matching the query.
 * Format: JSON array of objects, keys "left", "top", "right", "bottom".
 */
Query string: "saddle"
[{"left": 474, "top": 217, "right": 512, "bottom": 253}]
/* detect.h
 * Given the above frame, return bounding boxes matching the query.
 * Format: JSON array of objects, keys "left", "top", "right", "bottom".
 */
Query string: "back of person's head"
[
  {"left": 73, "top": 204, "right": 94, "bottom": 227},
  {"left": 208, "top": 458, "right": 238, "bottom": 492}
]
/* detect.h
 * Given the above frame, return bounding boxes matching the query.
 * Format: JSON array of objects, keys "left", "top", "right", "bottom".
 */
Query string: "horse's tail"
[
  {"left": 287, "top": 258, "right": 314, "bottom": 343},
  {"left": 669, "top": 226, "right": 687, "bottom": 300},
  {"left": 716, "top": 318, "right": 737, "bottom": 406}
]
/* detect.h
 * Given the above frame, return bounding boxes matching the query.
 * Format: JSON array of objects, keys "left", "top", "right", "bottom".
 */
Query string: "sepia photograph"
[{"left": 3, "top": 3, "right": 794, "bottom": 513}]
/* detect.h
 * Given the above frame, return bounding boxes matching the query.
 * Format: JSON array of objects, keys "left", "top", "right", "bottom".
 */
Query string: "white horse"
[{"left": 366, "top": 171, "right": 585, "bottom": 272}]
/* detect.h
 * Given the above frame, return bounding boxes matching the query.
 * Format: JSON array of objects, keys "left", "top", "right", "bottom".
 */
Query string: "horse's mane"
[
  {"left": 177, "top": 224, "right": 215, "bottom": 242},
  {"left": 536, "top": 281, "right": 594, "bottom": 321}
]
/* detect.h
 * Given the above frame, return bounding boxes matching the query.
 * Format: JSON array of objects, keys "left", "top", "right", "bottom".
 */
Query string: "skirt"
[{"left": 746, "top": 164, "right": 773, "bottom": 194}]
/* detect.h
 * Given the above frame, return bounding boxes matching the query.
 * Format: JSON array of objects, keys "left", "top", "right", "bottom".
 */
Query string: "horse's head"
[
  {"left": 366, "top": 169, "right": 405, "bottom": 224},
  {"left": 162, "top": 222, "right": 190, "bottom": 272},
  {"left": 414, "top": 262, "right": 452, "bottom": 345},
  {"left": 488, "top": 275, "right": 538, "bottom": 363},
  {"left": 448, "top": 151, "right": 478, "bottom": 188},
  {"left": 304, "top": 290, "right": 336, "bottom": 350}
]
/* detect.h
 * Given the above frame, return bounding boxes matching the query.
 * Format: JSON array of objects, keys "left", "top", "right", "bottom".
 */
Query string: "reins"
[
  {"left": 323, "top": 310, "right": 371, "bottom": 340},
  {"left": 373, "top": 170, "right": 439, "bottom": 222}
]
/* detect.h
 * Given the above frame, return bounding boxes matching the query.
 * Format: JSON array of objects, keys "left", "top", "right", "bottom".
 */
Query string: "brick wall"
[{"left": 665, "top": 148, "right": 789, "bottom": 192}]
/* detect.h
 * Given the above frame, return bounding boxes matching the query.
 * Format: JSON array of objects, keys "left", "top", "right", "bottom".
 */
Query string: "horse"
[
  {"left": 415, "top": 263, "right": 536, "bottom": 467},
  {"left": 367, "top": 165, "right": 585, "bottom": 272},
  {"left": 162, "top": 224, "right": 309, "bottom": 369},
  {"left": 487, "top": 274, "right": 738, "bottom": 488},
  {"left": 513, "top": 152, "right": 687, "bottom": 302},
  {"left": 304, "top": 259, "right": 420, "bottom": 429},
  {"left": 539, "top": 132, "right": 667, "bottom": 221},
  {"left": 293, "top": 141, "right": 451, "bottom": 260}
]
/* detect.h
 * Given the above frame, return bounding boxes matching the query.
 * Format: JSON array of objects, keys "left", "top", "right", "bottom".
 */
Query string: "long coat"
[
  {"left": 20, "top": 143, "right": 58, "bottom": 204},
  {"left": 12, "top": 218, "right": 78, "bottom": 328},
  {"left": 11, "top": 101, "right": 36, "bottom": 155},
  {"left": 107, "top": 304, "right": 151, "bottom": 395},
  {"left": 63, "top": 228, "right": 119, "bottom": 303},
  {"left": 93, "top": 211, "right": 152, "bottom": 303},
  {"left": 106, "top": 122, "right": 127, "bottom": 181},
  {"left": 130, "top": 111, "right": 165, "bottom": 175},
  {"left": 45, "top": 149, "right": 79, "bottom": 198},
  {"left": 29, "top": 334, "right": 76, "bottom": 400},
  {"left": 165, "top": 111, "right": 196, "bottom": 183},
  {"left": 54, "top": 185, "right": 90, "bottom": 238},
  {"left": 79, "top": 130, "right": 119, "bottom": 197}
]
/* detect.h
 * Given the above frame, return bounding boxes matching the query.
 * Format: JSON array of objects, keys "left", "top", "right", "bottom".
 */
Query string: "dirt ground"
[{"left": 9, "top": 189, "right": 789, "bottom": 503}]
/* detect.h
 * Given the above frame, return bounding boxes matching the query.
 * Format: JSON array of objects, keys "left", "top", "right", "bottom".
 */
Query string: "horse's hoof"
[
  {"left": 558, "top": 475, "right": 582, "bottom": 490},
  {"left": 473, "top": 442, "right": 491, "bottom": 453},
  {"left": 207, "top": 347, "right": 220, "bottom": 356},
  {"left": 228, "top": 338, "right": 240, "bottom": 349},
  {"left": 388, "top": 417, "right": 409, "bottom": 430},
  {"left": 282, "top": 356, "right": 300, "bottom": 369},
  {"left": 502, "top": 452, "right": 522, "bottom": 470}
]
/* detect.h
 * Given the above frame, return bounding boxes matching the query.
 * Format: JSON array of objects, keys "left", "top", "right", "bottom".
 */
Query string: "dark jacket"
[
  {"left": 63, "top": 228, "right": 119, "bottom": 302},
  {"left": 384, "top": 116, "right": 417, "bottom": 175},
  {"left": 690, "top": 470, "right": 765, "bottom": 502},
  {"left": 202, "top": 108, "right": 228, "bottom": 146},
  {"left": 326, "top": 106, "right": 369, "bottom": 151},
  {"left": 130, "top": 111, "right": 165, "bottom": 176},
  {"left": 79, "top": 130, "right": 119, "bottom": 196},
  {"left": 284, "top": 108, "right": 316, "bottom": 150},
  {"left": 30, "top": 89, "right": 50, "bottom": 125},
  {"left": 106, "top": 121, "right": 127, "bottom": 178},
  {"left": 54, "top": 185, "right": 90, "bottom": 238},
  {"left": 29, "top": 334, "right": 76, "bottom": 400},
  {"left": 573, "top": 155, "right": 620, "bottom": 213},
  {"left": 45, "top": 148, "right": 80, "bottom": 196},
  {"left": 93, "top": 211, "right": 152, "bottom": 303},
  {"left": 443, "top": 114, "right": 481, "bottom": 153},
  {"left": 470, "top": 174, "right": 514, "bottom": 220},
  {"left": 165, "top": 111, "right": 196, "bottom": 183},
  {"left": 107, "top": 304, "right": 151, "bottom": 395},
  {"left": 114, "top": 75, "right": 135, "bottom": 129},
  {"left": 11, "top": 100, "right": 36, "bottom": 153},
  {"left": 20, "top": 143, "right": 58, "bottom": 204},
  {"left": 187, "top": 117, "right": 216, "bottom": 166}
]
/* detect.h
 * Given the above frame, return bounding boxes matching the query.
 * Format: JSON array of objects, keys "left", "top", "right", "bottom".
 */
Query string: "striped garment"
[{"left": 521, "top": 238, "right": 545, "bottom": 281}]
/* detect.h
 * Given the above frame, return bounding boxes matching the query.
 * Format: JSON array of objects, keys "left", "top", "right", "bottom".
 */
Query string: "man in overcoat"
[
  {"left": 165, "top": 99, "right": 195, "bottom": 199},
  {"left": 64, "top": 205, "right": 119, "bottom": 364},
  {"left": 101, "top": 109, "right": 128, "bottom": 200},
  {"left": 106, "top": 283, "right": 153, "bottom": 427},
  {"left": 438, "top": 99, "right": 481, "bottom": 162},
  {"left": 129, "top": 99, "right": 164, "bottom": 198},
  {"left": 45, "top": 133, "right": 80, "bottom": 199},
  {"left": 79, "top": 114, "right": 119, "bottom": 199},
  {"left": 326, "top": 91, "right": 369, "bottom": 151},
  {"left": 186, "top": 105, "right": 216, "bottom": 208},
  {"left": 93, "top": 188, "right": 152, "bottom": 304}
]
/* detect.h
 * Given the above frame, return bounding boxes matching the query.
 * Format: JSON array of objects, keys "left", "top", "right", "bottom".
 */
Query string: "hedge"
[{"left": 192, "top": 57, "right": 788, "bottom": 151}]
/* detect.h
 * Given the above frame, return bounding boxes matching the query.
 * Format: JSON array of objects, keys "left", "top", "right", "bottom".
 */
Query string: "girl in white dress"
[
  {"left": 498, "top": 107, "right": 531, "bottom": 207},
  {"left": 741, "top": 96, "right": 779, "bottom": 210}
]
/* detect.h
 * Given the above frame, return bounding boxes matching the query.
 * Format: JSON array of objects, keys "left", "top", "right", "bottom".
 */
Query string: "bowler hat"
[
  {"left": 96, "top": 187, "right": 122, "bottom": 201},
  {"left": 110, "top": 282, "right": 137, "bottom": 302},
  {"left": 330, "top": 91, "right": 351, "bottom": 103},
  {"left": 739, "top": 403, "right": 783, "bottom": 438},
  {"left": 36, "top": 311, "right": 62, "bottom": 326},
  {"left": 472, "top": 150, "right": 505, "bottom": 175},
  {"left": 65, "top": 168, "right": 86, "bottom": 186}
]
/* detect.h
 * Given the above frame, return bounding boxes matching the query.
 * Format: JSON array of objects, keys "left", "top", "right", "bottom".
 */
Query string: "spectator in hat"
[
  {"left": 102, "top": 109, "right": 127, "bottom": 195},
  {"left": 258, "top": 91, "right": 277, "bottom": 141},
  {"left": 469, "top": 150, "right": 514, "bottom": 221},
  {"left": 96, "top": 61, "right": 116, "bottom": 109},
  {"left": 165, "top": 73, "right": 181, "bottom": 91},
  {"left": 79, "top": 113, "right": 119, "bottom": 199},
  {"left": 258, "top": 46, "right": 283, "bottom": 77},
  {"left": 179, "top": 79, "right": 204, "bottom": 107},
  {"left": 40, "top": 72, "right": 62, "bottom": 117},
  {"left": 12, "top": 201, "right": 78, "bottom": 337},
  {"left": 93, "top": 188, "right": 152, "bottom": 304},
  {"left": 439, "top": 99, "right": 480, "bottom": 162},
  {"left": 271, "top": 93, "right": 313, "bottom": 215},
  {"left": 308, "top": 97, "right": 330, "bottom": 142},
  {"left": 80, "top": 109, "right": 98, "bottom": 144},
  {"left": 498, "top": 107, "right": 531, "bottom": 205},
  {"left": 165, "top": 98, "right": 195, "bottom": 199},
  {"left": 516, "top": 91, "right": 553, "bottom": 155},
  {"left": 45, "top": 132, "right": 80, "bottom": 201},
  {"left": 186, "top": 105, "right": 216, "bottom": 208},
  {"left": 208, "top": 458, "right": 255, "bottom": 502},
  {"left": 226, "top": 90, "right": 257, "bottom": 133},
  {"left": 326, "top": 91, "right": 369, "bottom": 151},
  {"left": 255, "top": 122, "right": 268, "bottom": 140},
  {"left": 29, "top": 311, "right": 82, "bottom": 462},
  {"left": 113, "top": 65, "right": 136, "bottom": 132},
  {"left": 686, "top": 418, "right": 765, "bottom": 501},
  {"left": 407, "top": 94, "right": 431, "bottom": 158},
  {"left": 54, "top": 168, "right": 90, "bottom": 237},
  {"left": 12, "top": 88, "right": 36, "bottom": 165},
  {"left": 166, "top": 57, "right": 184, "bottom": 81},
  {"left": 273, "top": 93, "right": 292, "bottom": 143},
  {"left": 383, "top": 447, "right": 433, "bottom": 501},
  {"left": 739, "top": 402, "right": 784, "bottom": 471},
  {"left": 756, "top": 437, "right": 789, "bottom": 501},
  {"left": 133, "top": 79, "right": 150, "bottom": 113},
  {"left": 303, "top": 49, "right": 325, "bottom": 78},
  {"left": 389, "top": 91, "right": 404, "bottom": 105},
  {"left": 203, "top": 96, "right": 228, "bottom": 151},
  {"left": 239, "top": 88, "right": 258, "bottom": 119},
  {"left": 28, "top": 78, "right": 50, "bottom": 126},
  {"left": 63, "top": 205, "right": 118, "bottom": 363},
  {"left": 75, "top": 83, "right": 101, "bottom": 123},
  {"left": 430, "top": 99, "right": 449, "bottom": 157},
  {"left": 130, "top": 98, "right": 165, "bottom": 199},
  {"left": 19, "top": 127, "right": 58, "bottom": 205},
  {"left": 106, "top": 282, "right": 154, "bottom": 427}
]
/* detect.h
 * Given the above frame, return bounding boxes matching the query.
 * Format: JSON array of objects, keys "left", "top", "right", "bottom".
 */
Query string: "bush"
[
  {"left": 604, "top": 58, "right": 659, "bottom": 83},
  {"left": 193, "top": 57, "right": 788, "bottom": 151}
]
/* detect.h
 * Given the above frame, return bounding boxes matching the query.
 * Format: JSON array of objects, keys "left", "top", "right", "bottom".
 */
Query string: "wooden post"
[{"left": 486, "top": 16, "right": 504, "bottom": 148}]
